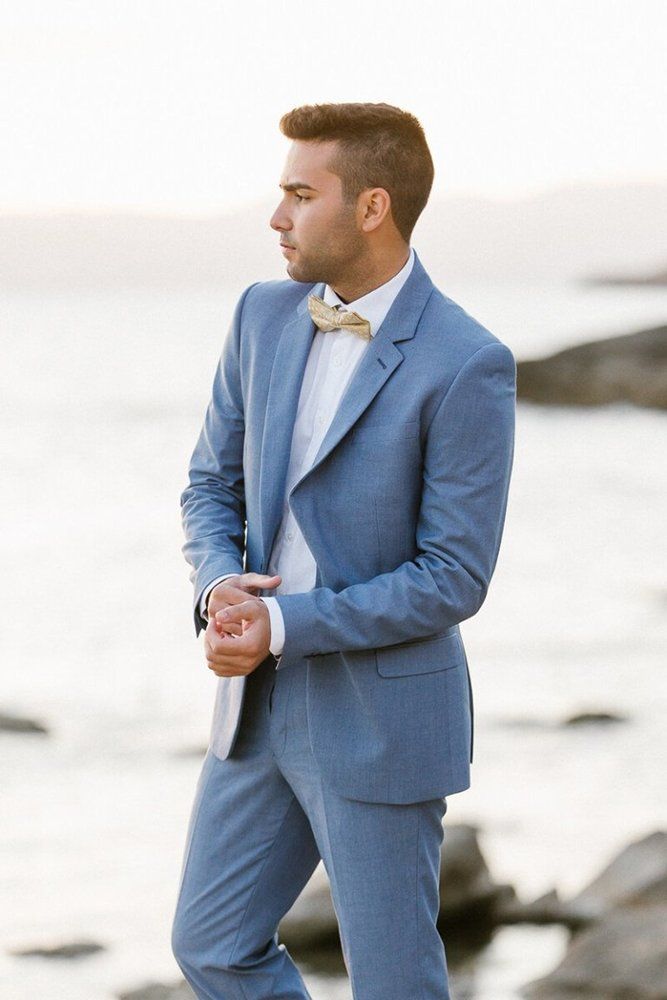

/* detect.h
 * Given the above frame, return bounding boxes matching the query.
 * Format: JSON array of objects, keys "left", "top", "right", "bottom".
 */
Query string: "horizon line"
[{"left": 1, "top": 176, "right": 665, "bottom": 219}]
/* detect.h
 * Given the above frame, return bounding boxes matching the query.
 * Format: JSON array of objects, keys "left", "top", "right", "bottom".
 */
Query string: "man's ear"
[{"left": 359, "top": 187, "right": 392, "bottom": 233}]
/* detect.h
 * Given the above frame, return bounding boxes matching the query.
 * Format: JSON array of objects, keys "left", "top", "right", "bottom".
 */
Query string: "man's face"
[{"left": 270, "top": 139, "right": 365, "bottom": 286}]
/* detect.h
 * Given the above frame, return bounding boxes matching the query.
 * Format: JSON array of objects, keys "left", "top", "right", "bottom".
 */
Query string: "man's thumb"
[{"left": 244, "top": 572, "right": 281, "bottom": 589}]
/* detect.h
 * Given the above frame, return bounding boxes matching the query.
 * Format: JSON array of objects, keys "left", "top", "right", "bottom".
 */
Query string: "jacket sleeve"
[
  {"left": 180, "top": 282, "right": 259, "bottom": 637},
  {"left": 274, "top": 341, "right": 516, "bottom": 662}
]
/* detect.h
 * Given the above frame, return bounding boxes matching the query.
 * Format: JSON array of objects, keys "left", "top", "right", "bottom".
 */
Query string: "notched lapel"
[
  {"left": 292, "top": 336, "right": 405, "bottom": 489},
  {"left": 290, "top": 252, "right": 435, "bottom": 494}
]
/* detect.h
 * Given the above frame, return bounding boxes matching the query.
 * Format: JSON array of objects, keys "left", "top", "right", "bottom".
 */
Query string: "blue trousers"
[{"left": 171, "top": 655, "right": 450, "bottom": 999}]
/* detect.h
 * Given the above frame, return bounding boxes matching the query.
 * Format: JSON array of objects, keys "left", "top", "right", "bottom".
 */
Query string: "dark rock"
[
  {"left": 497, "top": 889, "right": 571, "bottom": 926},
  {"left": 10, "top": 938, "right": 104, "bottom": 958},
  {"left": 500, "top": 712, "right": 628, "bottom": 731},
  {"left": 118, "top": 982, "right": 195, "bottom": 1000},
  {"left": 516, "top": 325, "right": 667, "bottom": 409},
  {"left": 520, "top": 904, "right": 667, "bottom": 999},
  {"left": 562, "top": 711, "right": 627, "bottom": 726},
  {"left": 566, "top": 830, "right": 667, "bottom": 920},
  {"left": 519, "top": 833, "right": 667, "bottom": 997},
  {"left": 438, "top": 823, "right": 517, "bottom": 926},
  {"left": 497, "top": 832, "right": 667, "bottom": 935},
  {"left": 0, "top": 711, "right": 49, "bottom": 734}
]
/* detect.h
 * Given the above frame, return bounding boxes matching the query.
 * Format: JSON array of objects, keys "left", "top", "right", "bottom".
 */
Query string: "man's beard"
[{"left": 287, "top": 230, "right": 364, "bottom": 286}]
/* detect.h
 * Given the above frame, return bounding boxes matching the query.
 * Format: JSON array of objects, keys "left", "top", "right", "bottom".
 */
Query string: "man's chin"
[
  {"left": 285, "top": 260, "right": 323, "bottom": 285},
  {"left": 285, "top": 261, "right": 306, "bottom": 283}
]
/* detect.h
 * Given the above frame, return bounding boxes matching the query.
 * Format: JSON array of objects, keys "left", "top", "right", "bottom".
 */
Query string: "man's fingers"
[
  {"left": 205, "top": 622, "right": 248, "bottom": 658},
  {"left": 240, "top": 573, "right": 281, "bottom": 594},
  {"left": 214, "top": 619, "right": 244, "bottom": 637},
  {"left": 215, "top": 599, "right": 261, "bottom": 624},
  {"left": 212, "top": 585, "right": 252, "bottom": 606},
  {"left": 204, "top": 613, "right": 262, "bottom": 676},
  {"left": 208, "top": 575, "right": 281, "bottom": 622},
  {"left": 222, "top": 574, "right": 281, "bottom": 599},
  {"left": 203, "top": 595, "right": 270, "bottom": 677}
]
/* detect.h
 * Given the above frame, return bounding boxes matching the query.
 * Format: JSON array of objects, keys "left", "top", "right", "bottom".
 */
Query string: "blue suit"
[{"left": 173, "top": 249, "right": 516, "bottom": 998}]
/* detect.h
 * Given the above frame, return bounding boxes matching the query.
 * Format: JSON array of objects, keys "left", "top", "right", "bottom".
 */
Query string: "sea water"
[{"left": 1, "top": 280, "right": 665, "bottom": 999}]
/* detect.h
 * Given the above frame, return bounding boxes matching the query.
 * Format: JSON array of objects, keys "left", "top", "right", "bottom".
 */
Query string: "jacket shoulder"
[{"left": 423, "top": 287, "right": 515, "bottom": 366}]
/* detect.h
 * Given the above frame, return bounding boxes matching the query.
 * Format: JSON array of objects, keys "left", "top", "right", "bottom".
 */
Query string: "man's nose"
[{"left": 270, "top": 204, "right": 291, "bottom": 233}]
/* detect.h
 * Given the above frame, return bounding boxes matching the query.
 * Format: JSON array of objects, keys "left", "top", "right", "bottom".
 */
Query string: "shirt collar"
[{"left": 322, "top": 246, "right": 415, "bottom": 338}]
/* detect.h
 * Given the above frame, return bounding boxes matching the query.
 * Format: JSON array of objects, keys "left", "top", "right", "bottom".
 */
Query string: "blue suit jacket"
[{"left": 180, "top": 249, "right": 516, "bottom": 803}]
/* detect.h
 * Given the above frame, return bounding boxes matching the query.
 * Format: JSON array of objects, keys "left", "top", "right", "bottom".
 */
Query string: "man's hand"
[
  {"left": 207, "top": 573, "right": 281, "bottom": 626},
  {"left": 204, "top": 573, "right": 281, "bottom": 677}
]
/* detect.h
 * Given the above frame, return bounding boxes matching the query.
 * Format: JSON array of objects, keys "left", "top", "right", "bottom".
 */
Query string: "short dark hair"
[{"left": 279, "top": 102, "right": 434, "bottom": 243}]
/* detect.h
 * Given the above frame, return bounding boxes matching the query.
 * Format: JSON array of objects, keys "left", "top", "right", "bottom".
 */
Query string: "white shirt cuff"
[
  {"left": 199, "top": 573, "right": 238, "bottom": 620},
  {"left": 259, "top": 596, "right": 285, "bottom": 657}
]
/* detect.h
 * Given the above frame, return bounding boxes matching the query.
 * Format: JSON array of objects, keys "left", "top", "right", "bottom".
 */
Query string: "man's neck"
[{"left": 331, "top": 246, "right": 410, "bottom": 304}]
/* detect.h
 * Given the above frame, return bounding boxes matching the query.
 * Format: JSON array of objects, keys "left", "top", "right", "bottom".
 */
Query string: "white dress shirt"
[{"left": 200, "top": 246, "right": 415, "bottom": 658}]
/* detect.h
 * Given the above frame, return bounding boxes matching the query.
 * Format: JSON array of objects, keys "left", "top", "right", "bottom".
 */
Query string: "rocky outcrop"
[
  {"left": 565, "top": 830, "right": 667, "bottom": 920},
  {"left": 562, "top": 711, "right": 627, "bottom": 726},
  {"left": 437, "top": 823, "right": 517, "bottom": 926},
  {"left": 521, "top": 905, "right": 667, "bottom": 999},
  {"left": 0, "top": 711, "right": 49, "bottom": 734},
  {"left": 520, "top": 831, "right": 667, "bottom": 999},
  {"left": 10, "top": 938, "right": 104, "bottom": 958},
  {"left": 516, "top": 326, "right": 667, "bottom": 409}
]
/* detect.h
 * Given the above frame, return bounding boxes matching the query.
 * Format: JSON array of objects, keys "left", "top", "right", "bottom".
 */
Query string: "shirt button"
[
  {"left": 315, "top": 414, "right": 325, "bottom": 426},
  {"left": 286, "top": 531, "right": 294, "bottom": 542},
  {"left": 333, "top": 354, "right": 342, "bottom": 367}
]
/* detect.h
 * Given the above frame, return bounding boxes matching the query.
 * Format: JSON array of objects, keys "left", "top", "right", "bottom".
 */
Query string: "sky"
[{"left": 1, "top": 0, "right": 665, "bottom": 213}]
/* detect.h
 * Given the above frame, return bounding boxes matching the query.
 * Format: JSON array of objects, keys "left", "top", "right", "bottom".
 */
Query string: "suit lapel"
[
  {"left": 258, "top": 250, "right": 434, "bottom": 565},
  {"left": 258, "top": 292, "right": 320, "bottom": 566}
]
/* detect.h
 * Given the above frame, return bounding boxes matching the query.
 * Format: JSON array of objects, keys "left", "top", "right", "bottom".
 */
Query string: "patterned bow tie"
[{"left": 307, "top": 294, "right": 372, "bottom": 341}]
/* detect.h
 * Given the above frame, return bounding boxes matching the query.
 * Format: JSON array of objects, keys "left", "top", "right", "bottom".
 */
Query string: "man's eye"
[{"left": 294, "top": 194, "right": 307, "bottom": 202}]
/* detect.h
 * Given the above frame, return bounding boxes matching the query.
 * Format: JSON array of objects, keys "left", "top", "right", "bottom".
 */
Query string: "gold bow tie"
[{"left": 307, "top": 294, "right": 372, "bottom": 341}]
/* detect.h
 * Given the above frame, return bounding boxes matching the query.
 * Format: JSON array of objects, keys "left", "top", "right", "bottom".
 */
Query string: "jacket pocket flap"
[{"left": 375, "top": 631, "right": 464, "bottom": 678}]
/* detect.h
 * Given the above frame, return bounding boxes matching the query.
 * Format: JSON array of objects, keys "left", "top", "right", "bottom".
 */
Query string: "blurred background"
[{"left": 1, "top": 2, "right": 665, "bottom": 998}]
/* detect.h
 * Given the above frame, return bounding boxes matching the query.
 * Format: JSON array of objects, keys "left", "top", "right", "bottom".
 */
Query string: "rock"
[
  {"left": 519, "top": 833, "right": 667, "bottom": 997},
  {"left": 499, "top": 713, "right": 628, "bottom": 731},
  {"left": 500, "top": 716, "right": 554, "bottom": 729},
  {"left": 172, "top": 745, "right": 208, "bottom": 759},
  {"left": 10, "top": 938, "right": 104, "bottom": 958},
  {"left": 584, "top": 267, "right": 667, "bottom": 287},
  {"left": 494, "top": 832, "right": 667, "bottom": 934},
  {"left": 0, "top": 711, "right": 49, "bottom": 734},
  {"left": 496, "top": 889, "right": 574, "bottom": 927},
  {"left": 516, "top": 325, "right": 667, "bottom": 409},
  {"left": 520, "top": 904, "right": 667, "bottom": 999},
  {"left": 565, "top": 830, "right": 667, "bottom": 921},
  {"left": 562, "top": 711, "right": 627, "bottom": 726},
  {"left": 438, "top": 823, "right": 517, "bottom": 926},
  {"left": 118, "top": 981, "right": 195, "bottom": 1000}
]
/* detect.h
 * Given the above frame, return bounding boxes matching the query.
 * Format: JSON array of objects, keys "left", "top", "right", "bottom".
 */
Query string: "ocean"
[{"left": 1, "top": 278, "right": 665, "bottom": 999}]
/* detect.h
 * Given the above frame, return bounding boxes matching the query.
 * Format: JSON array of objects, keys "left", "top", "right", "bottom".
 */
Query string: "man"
[{"left": 172, "top": 102, "right": 516, "bottom": 1000}]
